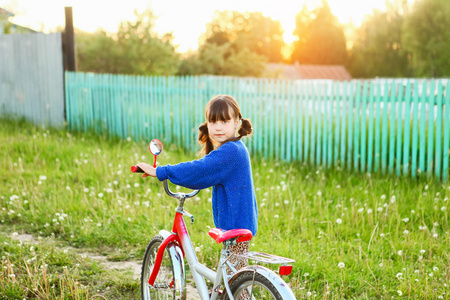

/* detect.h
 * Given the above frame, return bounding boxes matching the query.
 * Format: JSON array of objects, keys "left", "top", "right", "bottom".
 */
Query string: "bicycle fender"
[
  {"left": 148, "top": 233, "right": 184, "bottom": 288},
  {"left": 228, "top": 265, "right": 297, "bottom": 299}
]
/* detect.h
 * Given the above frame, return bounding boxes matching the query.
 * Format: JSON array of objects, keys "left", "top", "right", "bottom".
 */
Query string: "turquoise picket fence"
[{"left": 65, "top": 72, "right": 450, "bottom": 181}]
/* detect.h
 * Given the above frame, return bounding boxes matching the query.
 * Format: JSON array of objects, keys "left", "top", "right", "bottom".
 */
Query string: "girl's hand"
[{"left": 136, "top": 163, "right": 157, "bottom": 178}]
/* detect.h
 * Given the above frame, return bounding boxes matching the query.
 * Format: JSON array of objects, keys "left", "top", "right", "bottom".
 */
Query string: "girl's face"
[{"left": 207, "top": 108, "right": 239, "bottom": 144}]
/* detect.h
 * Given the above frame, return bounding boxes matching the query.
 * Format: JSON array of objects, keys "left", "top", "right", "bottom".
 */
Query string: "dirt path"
[{"left": 10, "top": 232, "right": 200, "bottom": 299}]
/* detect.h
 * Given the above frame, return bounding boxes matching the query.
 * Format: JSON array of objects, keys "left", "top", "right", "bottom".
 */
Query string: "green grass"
[{"left": 1, "top": 117, "right": 449, "bottom": 299}]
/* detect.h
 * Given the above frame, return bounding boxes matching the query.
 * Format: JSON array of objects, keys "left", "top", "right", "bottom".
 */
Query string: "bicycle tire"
[
  {"left": 224, "top": 271, "right": 283, "bottom": 300},
  {"left": 141, "top": 235, "right": 186, "bottom": 300}
]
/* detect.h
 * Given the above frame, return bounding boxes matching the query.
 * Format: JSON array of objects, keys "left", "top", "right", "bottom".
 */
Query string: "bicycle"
[{"left": 132, "top": 139, "right": 296, "bottom": 300}]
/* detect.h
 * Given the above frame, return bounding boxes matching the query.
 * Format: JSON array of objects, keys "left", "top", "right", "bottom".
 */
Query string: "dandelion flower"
[
  {"left": 336, "top": 218, "right": 342, "bottom": 224},
  {"left": 338, "top": 262, "right": 345, "bottom": 269}
]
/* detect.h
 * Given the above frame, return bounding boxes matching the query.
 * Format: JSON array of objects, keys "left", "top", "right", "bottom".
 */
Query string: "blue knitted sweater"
[{"left": 156, "top": 140, "right": 258, "bottom": 235}]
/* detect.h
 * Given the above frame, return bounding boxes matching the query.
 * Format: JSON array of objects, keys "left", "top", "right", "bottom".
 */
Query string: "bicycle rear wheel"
[
  {"left": 141, "top": 235, "right": 186, "bottom": 300},
  {"left": 225, "top": 271, "right": 284, "bottom": 300}
]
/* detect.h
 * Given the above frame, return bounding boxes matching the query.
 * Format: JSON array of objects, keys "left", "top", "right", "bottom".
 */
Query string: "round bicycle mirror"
[
  {"left": 149, "top": 139, "right": 163, "bottom": 168},
  {"left": 149, "top": 139, "right": 163, "bottom": 156}
]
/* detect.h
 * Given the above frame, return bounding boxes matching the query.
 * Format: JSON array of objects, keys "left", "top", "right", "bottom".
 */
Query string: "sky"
[{"left": 1, "top": 0, "right": 386, "bottom": 53}]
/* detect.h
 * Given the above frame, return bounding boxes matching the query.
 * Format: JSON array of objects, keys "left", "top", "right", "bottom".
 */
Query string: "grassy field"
[{"left": 1, "top": 118, "right": 449, "bottom": 299}]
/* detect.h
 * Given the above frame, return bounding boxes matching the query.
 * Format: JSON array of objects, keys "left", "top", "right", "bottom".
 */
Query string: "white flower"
[
  {"left": 441, "top": 206, "right": 447, "bottom": 211},
  {"left": 433, "top": 233, "right": 438, "bottom": 238},
  {"left": 274, "top": 215, "right": 279, "bottom": 218},
  {"left": 127, "top": 137, "right": 131, "bottom": 142},
  {"left": 195, "top": 247, "right": 201, "bottom": 252},
  {"left": 338, "top": 262, "right": 345, "bottom": 269},
  {"left": 381, "top": 194, "right": 386, "bottom": 200},
  {"left": 433, "top": 267, "right": 439, "bottom": 272},
  {"left": 84, "top": 188, "right": 89, "bottom": 193},
  {"left": 429, "top": 272, "right": 433, "bottom": 277},
  {"left": 398, "top": 250, "right": 403, "bottom": 256},
  {"left": 390, "top": 195, "right": 396, "bottom": 203},
  {"left": 317, "top": 190, "right": 322, "bottom": 196},
  {"left": 402, "top": 218, "right": 409, "bottom": 223},
  {"left": 367, "top": 209, "right": 373, "bottom": 214},
  {"left": 377, "top": 207, "right": 383, "bottom": 212},
  {"left": 379, "top": 262, "right": 383, "bottom": 267},
  {"left": 134, "top": 183, "right": 139, "bottom": 188},
  {"left": 420, "top": 249, "right": 426, "bottom": 254},
  {"left": 336, "top": 185, "right": 341, "bottom": 189},
  {"left": 98, "top": 193, "right": 104, "bottom": 198},
  {"left": 396, "top": 273, "right": 403, "bottom": 278},
  {"left": 358, "top": 208, "right": 364, "bottom": 213},
  {"left": 397, "top": 290, "right": 402, "bottom": 296},
  {"left": 380, "top": 233, "right": 385, "bottom": 237},
  {"left": 39, "top": 175, "right": 47, "bottom": 181},
  {"left": 403, "top": 230, "right": 409, "bottom": 235},
  {"left": 336, "top": 218, "right": 342, "bottom": 224}
]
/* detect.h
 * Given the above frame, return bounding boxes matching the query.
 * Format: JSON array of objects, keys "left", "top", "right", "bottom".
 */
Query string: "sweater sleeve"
[{"left": 156, "top": 142, "right": 239, "bottom": 190}]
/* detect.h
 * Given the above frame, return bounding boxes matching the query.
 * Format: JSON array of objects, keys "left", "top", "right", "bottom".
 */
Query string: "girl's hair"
[{"left": 198, "top": 94, "right": 252, "bottom": 155}]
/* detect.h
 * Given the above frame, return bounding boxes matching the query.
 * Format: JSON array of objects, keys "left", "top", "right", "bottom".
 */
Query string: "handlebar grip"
[{"left": 131, "top": 165, "right": 144, "bottom": 173}]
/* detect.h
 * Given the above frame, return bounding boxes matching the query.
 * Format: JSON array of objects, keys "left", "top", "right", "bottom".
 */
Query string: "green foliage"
[
  {"left": 402, "top": 0, "right": 450, "bottom": 77},
  {"left": 178, "top": 11, "right": 276, "bottom": 77},
  {"left": 349, "top": 6, "right": 412, "bottom": 78},
  {"left": 1, "top": 118, "right": 450, "bottom": 298},
  {"left": 202, "top": 11, "right": 285, "bottom": 63},
  {"left": 76, "top": 9, "right": 179, "bottom": 76},
  {"left": 291, "top": 1, "right": 348, "bottom": 65},
  {"left": 178, "top": 42, "right": 267, "bottom": 77}
]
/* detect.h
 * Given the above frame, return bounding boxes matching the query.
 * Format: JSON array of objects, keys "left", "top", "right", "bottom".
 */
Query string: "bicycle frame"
[{"left": 144, "top": 180, "right": 296, "bottom": 300}]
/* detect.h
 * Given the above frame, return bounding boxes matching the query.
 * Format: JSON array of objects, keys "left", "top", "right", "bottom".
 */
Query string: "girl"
[{"left": 137, "top": 94, "right": 258, "bottom": 271}]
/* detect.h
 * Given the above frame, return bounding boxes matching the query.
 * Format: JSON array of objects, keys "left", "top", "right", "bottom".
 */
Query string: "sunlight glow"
[{"left": 3, "top": 0, "right": 386, "bottom": 53}]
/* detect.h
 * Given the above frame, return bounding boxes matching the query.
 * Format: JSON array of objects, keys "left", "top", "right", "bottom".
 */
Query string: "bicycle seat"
[{"left": 208, "top": 228, "right": 253, "bottom": 244}]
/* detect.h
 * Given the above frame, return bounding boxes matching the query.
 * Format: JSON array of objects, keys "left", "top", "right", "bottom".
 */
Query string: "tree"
[
  {"left": 76, "top": 9, "right": 179, "bottom": 76},
  {"left": 291, "top": 1, "right": 348, "bottom": 65},
  {"left": 178, "top": 42, "right": 267, "bottom": 77},
  {"left": 76, "top": 30, "right": 122, "bottom": 74},
  {"left": 402, "top": 0, "right": 450, "bottom": 76},
  {"left": 201, "top": 11, "right": 285, "bottom": 63},
  {"left": 349, "top": 4, "right": 412, "bottom": 78}
]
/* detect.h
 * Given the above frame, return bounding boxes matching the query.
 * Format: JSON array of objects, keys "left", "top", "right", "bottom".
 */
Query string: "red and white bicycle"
[{"left": 132, "top": 139, "right": 296, "bottom": 300}]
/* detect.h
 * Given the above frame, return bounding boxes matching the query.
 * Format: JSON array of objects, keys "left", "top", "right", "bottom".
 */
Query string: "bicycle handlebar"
[
  {"left": 131, "top": 165, "right": 200, "bottom": 199},
  {"left": 162, "top": 180, "right": 200, "bottom": 199}
]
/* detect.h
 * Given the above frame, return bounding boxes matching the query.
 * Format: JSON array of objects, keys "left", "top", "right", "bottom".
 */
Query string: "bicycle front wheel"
[{"left": 141, "top": 235, "right": 186, "bottom": 300}]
